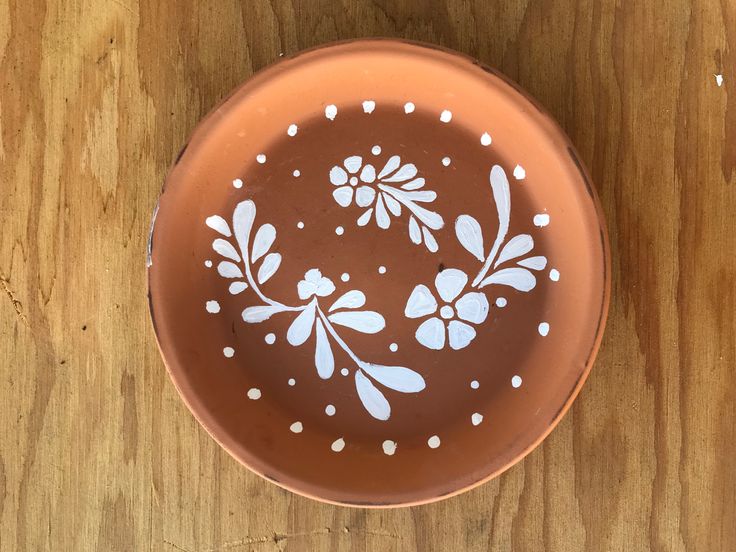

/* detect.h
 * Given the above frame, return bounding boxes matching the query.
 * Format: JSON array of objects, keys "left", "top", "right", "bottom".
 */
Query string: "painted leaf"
[
  {"left": 495, "top": 234, "right": 533, "bottom": 267},
  {"left": 205, "top": 215, "right": 231, "bottom": 237},
  {"left": 408, "top": 216, "right": 422, "bottom": 244},
  {"left": 375, "top": 194, "right": 391, "bottom": 229},
  {"left": 242, "top": 304, "right": 285, "bottom": 323},
  {"left": 229, "top": 281, "right": 248, "bottom": 295},
  {"left": 217, "top": 261, "right": 243, "bottom": 278},
  {"left": 257, "top": 252, "right": 281, "bottom": 284},
  {"left": 480, "top": 267, "right": 536, "bottom": 292},
  {"left": 455, "top": 215, "right": 485, "bottom": 262},
  {"left": 517, "top": 255, "right": 548, "bottom": 271},
  {"left": 400, "top": 190, "right": 436, "bottom": 203},
  {"left": 383, "top": 193, "right": 402, "bottom": 216},
  {"left": 415, "top": 317, "right": 446, "bottom": 350},
  {"left": 355, "top": 370, "right": 391, "bottom": 421},
  {"left": 286, "top": 304, "right": 316, "bottom": 346},
  {"left": 332, "top": 186, "right": 353, "bottom": 207},
  {"left": 327, "top": 311, "right": 385, "bottom": 334},
  {"left": 360, "top": 363, "right": 426, "bottom": 393},
  {"left": 357, "top": 208, "right": 373, "bottom": 226},
  {"left": 314, "top": 319, "right": 334, "bottom": 379},
  {"left": 381, "top": 163, "right": 417, "bottom": 182},
  {"left": 232, "top": 200, "right": 256, "bottom": 261},
  {"left": 377, "top": 155, "right": 401, "bottom": 179},
  {"left": 485, "top": 165, "right": 511, "bottom": 265},
  {"left": 212, "top": 238, "right": 240, "bottom": 262},
  {"left": 328, "top": 290, "right": 366, "bottom": 312},
  {"left": 422, "top": 227, "right": 438, "bottom": 252},
  {"left": 379, "top": 186, "right": 444, "bottom": 230},
  {"left": 404, "top": 284, "right": 437, "bottom": 318},
  {"left": 401, "top": 177, "right": 425, "bottom": 191},
  {"left": 448, "top": 320, "right": 477, "bottom": 350},
  {"left": 251, "top": 223, "right": 276, "bottom": 263}
]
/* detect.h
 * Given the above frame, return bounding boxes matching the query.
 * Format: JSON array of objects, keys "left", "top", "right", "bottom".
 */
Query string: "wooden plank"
[{"left": 0, "top": 0, "right": 733, "bottom": 550}]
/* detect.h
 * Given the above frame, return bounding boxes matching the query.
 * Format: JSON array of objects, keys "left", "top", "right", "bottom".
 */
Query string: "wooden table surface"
[{"left": 2, "top": 1, "right": 734, "bottom": 550}]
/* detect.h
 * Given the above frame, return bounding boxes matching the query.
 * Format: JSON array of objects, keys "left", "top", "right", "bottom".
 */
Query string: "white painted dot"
[
  {"left": 513, "top": 165, "right": 526, "bottom": 180},
  {"left": 511, "top": 375, "right": 522, "bottom": 388},
  {"left": 404, "top": 102, "right": 415, "bottom": 114},
  {"left": 325, "top": 404, "right": 336, "bottom": 416},
  {"left": 340, "top": 368, "right": 349, "bottom": 376},
  {"left": 371, "top": 145, "right": 381, "bottom": 155},
  {"left": 205, "top": 300, "right": 220, "bottom": 313},
  {"left": 289, "top": 421, "right": 303, "bottom": 433},
  {"left": 232, "top": 178, "right": 243, "bottom": 189},
  {"left": 440, "top": 305, "right": 454, "bottom": 319},
  {"left": 496, "top": 297, "right": 507, "bottom": 308},
  {"left": 378, "top": 266, "right": 387, "bottom": 274},
  {"left": 382, "top": 440, "right": 397, "bottom": 456},
  {"left": 335, "top": 226, "right": 344, "bottom": 236},
  {"left": 204, "top": 260, "right": 213, "bottom": 268},
  {"left": 440, "top": 110, "right": 452, "bottom": 123},
  {"left": 442, "top": 156, "right": 451, "bottom": 167},
  {"left": 331, "top": 438, "right": 345, "bottom": 452},
  {"left": 471, "top": 413, "right": 484, "bottom": 426},
  {"left": 549, "top": 269, "right": 560, "bottom": 281},
  {"left": 470, "top": 380, "right": 480, "bottom": 389},
  {"left": 715, "top": 74, "right": 724, "bottom": 87},
  {"left": 288, "top": 378, "right": 296, "bottom": 386},
  {"left": 223, "top": 347, "right": 234, "bottom": 358},
  {"left": 362, "top": 100, "right": 376, "bottom": 113},
  {"left": 265, "top": 333, "right": 276, "bottom": 344},
  {"left": 389, "top": 343, "right": 398, "bottom": 352},
  {"left": 349, "top": 176, "right": 358, "bottom": 185},
  {"left": 287, "top": 124, "right": 298, "bottom": 136},
  {"left": 538, "top": 322, "right": 550, "bottom": 336},
  {"left": 427, "top": 435, "right": 441, "bottom": 449},
  {"left": 325, "top": 104, "right": 337, "bottom": 120},
  {"left": 533, "top": 213, "right": 550, "bottom": 227},
  {"left": 247, "top": 388, "right": 261, "bottom": 400},
  {"left": 340, "top": 273, "right": 350, "bottom": 282},
  {"left": 480, "top": 132, "right": 492, "bottom": 146},
  {"left": 297, "top": 221, "right": 304, "bottom": 229},
  {"left": 293, "top": 169, "right": 301, "bottom": 177},
  {"left": 256, "top": 154, "right": 266, "bottom": 164}
]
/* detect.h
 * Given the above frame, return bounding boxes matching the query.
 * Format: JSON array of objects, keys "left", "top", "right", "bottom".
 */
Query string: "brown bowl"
[{"left": 147, "top": 39, "right": 610, "bottom": 507}]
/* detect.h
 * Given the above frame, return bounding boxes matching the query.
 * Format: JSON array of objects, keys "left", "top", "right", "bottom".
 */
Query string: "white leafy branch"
[
  {"left": 206, "top": 200, "right": 426, "bottom": 421},
  {"left": 455, "top": 165, "right": 548, "bottom": 292},
  {"left": 330, "top": 155, "right": 444, "bottom": 252}
]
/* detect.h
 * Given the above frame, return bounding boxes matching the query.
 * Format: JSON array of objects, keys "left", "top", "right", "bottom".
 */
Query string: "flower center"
[
  {"left": 440, "top": 305, "right": 454, "bottom": 319},
  {"left": 349, "top": 176, "right": 359, "bottom": 186}
]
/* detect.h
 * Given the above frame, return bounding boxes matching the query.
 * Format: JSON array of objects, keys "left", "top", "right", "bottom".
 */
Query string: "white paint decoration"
[
  {"left": 549, "top": 268, "right": 560, "bottom": 281},
  {"left": 293, "top": 170, "right": 301, "bottom": 177},
  {"left": 340, "top": 273, "right": 350, "bottom": 282},
  {"left": 404, "top": 102, "right": 415, "bottom": 114},
  {"left": 325, "top": 404, "right": 336, "bottom": 416},
  {"left": 538, "top": 322, "right": 550, "bottom": 336},
  {"left": 513, "top": 165, "right": 526, "bottom": 180},
  {"left": 331, "top": 438, "right": 345, "bottom": 452},
  {"left": 204, "top": 260, "right": 213, "bottom": 268},
  {"left": 207, "top": 199, "right": 426, "bottom": 421},
  {"left": 427, "top": 435, "right": 441, "bottom": 448},
  {"left": 229, "top": 281, "right": 248, "bottom": 295},
  {"left": 470, "top": 380, "right": 480, "bottom": 389},
  {"left": 389, "top": 343, "right": 398, "bottom": 352},
  {"left": 715, "top": 74, "right": 724, "bottom": 87},
  {"left": 496, "top": 297, "right": 507, "bottom": 307},
  {"left": 511, "top": 375, "right": 522, "bottom": 388},
  {"left": 440, "top": 110, "right": 452, "bottom": 123},
  {"left": 382, "top": 440, "right": 397, "bottom": 455},
  {"left": 233, "top": 178, "right": 243, "bottom": 189},
  {"left": 442, "top": 157, "right": 451, "bottom": 166},
  {"left": 289, "top": 421, "right": 303, "bottom": 433},
  {"left": 297, "top": 221, "right": 304, "bottom": 229},
  {"left": 480, "top": 132, "right": 492, "bottom": 146},
  {"left": 471, "top": 413, "right": 483, "bottom": 426},
  {"left": 325, "top": 104, "right": 337, "bottom": 120},
  {"left": 205, "top": 300, "right": 220, "bottom": 313},
  {"left": 288, "top": 378, "right": 296, "bottom": 386},
  {"left": 256, "top": 154, "right": 266, "bottom": 164},
  {"left": 247, "top": 388, "right": 261, "bottom": 400},
  {"left": 533, "top": 213, "right": 550, "bottom": 227},
  {"left": 340, "top": 368, "right": 349, "bottom": 376},
  {"left": 371, "top": 145, "right": 381, "bottom": 155},
  {"left": 378, "top": 266, "right": 387, "bottom": 274},
  {"left": 362, "top": 100, "right": 376, "bottom": 113},
  {"left": 335, "top": 226, "right": 344, "bottom": 235},
  {"left": 287, "top": 124, "right": 298, "bottom": 136},
  {"left": 223, "top": 347, "right": 235, "bottom": 358}
]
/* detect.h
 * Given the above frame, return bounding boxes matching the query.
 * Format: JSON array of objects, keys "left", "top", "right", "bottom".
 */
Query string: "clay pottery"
[{"left": 147, "top": 39, "right": 610, "bottom": 506}]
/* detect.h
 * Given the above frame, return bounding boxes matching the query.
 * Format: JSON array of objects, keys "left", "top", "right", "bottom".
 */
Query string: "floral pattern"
[{"left": 329, "top": 154, "right": 444, "bottom": 252}]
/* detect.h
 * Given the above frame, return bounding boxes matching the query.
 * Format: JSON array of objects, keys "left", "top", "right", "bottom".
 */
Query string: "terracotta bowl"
[{"left": 147, "top": 39, "right": 610, "bottom": 507}]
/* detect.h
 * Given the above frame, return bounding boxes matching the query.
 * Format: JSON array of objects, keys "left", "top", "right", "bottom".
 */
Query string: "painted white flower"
[
  {"left": 329, "top": 154, "right": 444, "bottom": 251},
  {"left": 405, "top": 268, "right": 489, "bottom": 350},
  {"left": 297, "top": 268, "right": 336, "bottom": 300}
]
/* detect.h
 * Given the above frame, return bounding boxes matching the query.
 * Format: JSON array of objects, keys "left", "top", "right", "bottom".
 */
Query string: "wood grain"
[{"left": 1, "top": 1, "right": 734, "bottom": 550}]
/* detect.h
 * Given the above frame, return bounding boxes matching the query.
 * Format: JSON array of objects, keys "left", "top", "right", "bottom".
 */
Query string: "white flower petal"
[
  {"left": 328, "top": 290, "right": 366, "bottom": 312},
  {"left": 408, "top": 216, "right": 422, "bottom": 244},
  {"left": 330, "top": 166, "right": 348, "bottom": 185},
  {"left": 401, "top": 178, "right": 425, "bottom": 190},
  {"left": 355, "top": 370, "right": 390, "bottom": 420},
  {"left": 360, "top": 164, "right": 376, "bottom": 183},
  {"left": 357, "top": 208, "right": 373, "bottom": 226},
  {"left": 359, "top": 363, "right": 426, "bottom": 393},
  {"left": 217, "top": 261, "right": 243, "bottom": 278},
  {"left": 400, "top": 190, "right": 436, "bottom": 202},
  {"left": 435, "top": 268, "right": 468, "bottom": 302},
  {"left": 381, "top": 163, "right": 417, "bottom": 182},
  {"left": 327, "top": 311, "right": 385, "bottom": 333},
  {"left": 251, "top": 223, "right": 276, "bottom": 262},
  {"left": 344, "top": 155, "right": 362, "bottom": 174},
  {"left": 377, "top": 155, "right": 400, "bottom": 179},
  {"left": 314, "top": 276, "right": 335, "bottom": 297},
  {"left": 383, "top": 193, "right": 402, "bottom": 216},
  {"left": 415, "top": 317, "right": 446, "bottom": 350},
  {"left": 455, "top": 215, "right": 485, "bottom": 262},
  {"left": 455, "top": 292, "right": 489, "bottom": 324},
  {"left": 286, "top": 304, "right": 316, "bottom": 346},
  {"left": 480, "top": 267, "right": 536, "bottom": 292},
  {"left": 375, "top": 194, "right": 390, "bottom": 229},
  {"left": 405, "top": 284, "right": 438, "bottom": 318},
  {"left": 332, "top": 185, "right": 354, "bottom": 207},
  {"left": 422, "top": 227, "right": 439, "bottom": 253},
  {"left": 206, "top": 215, "right": 231, "bottom": 237},
  {"left": 517, "top": 256, "right": 548, "bottom": 271},
  {"left": 448, "top": 320, "right": 476, "bottom": 350},
  {"left": 257, "top": 252, "right": 281, "bottom": 284},
  {"left": 305, "top": 268, "right": 322, "bottom": 282},
  {"left": 495, "top": 234, "right": 533, "bottom": 267},
  {"left": 355, "top": 186, "right": 376, "bottom": 207},
  {"left": 212, "top": 238, "right": 240, "bottom": 262},
  {"left": 297, "top": 280, "right": 317, "bottom": 300},
  {"left": 314, "top": 319, "right": 334, "bottom": 379},
  {"left": 242, "top": 304, "right": 284, "bottom": 323}
]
